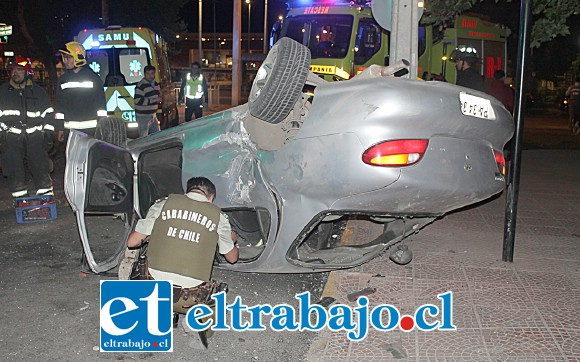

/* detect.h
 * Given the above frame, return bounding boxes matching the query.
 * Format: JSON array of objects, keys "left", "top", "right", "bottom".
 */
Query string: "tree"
[{"left": 423, "top": 0, "right": 580, "bottom": 48}]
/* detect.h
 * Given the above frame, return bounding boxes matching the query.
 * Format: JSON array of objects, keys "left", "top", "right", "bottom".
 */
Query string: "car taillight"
[
  {"left": 362, "top": 139, "right": 429, "bottom": 167},
  {"left": 494, "top": 149, "right": 506, "bottom": 175}
]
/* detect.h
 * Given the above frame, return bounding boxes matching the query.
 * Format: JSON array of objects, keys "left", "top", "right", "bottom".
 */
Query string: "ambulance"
[{"left": 76, "top": 26, "right": 178, "bottom": 130}]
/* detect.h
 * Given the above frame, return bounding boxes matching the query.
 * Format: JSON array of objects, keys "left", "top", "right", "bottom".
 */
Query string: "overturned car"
[{"left": 65, "top": 38, "right": 514, "bottom": 274}]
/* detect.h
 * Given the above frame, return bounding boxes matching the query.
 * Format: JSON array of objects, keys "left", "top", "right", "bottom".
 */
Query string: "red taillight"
[
  {"left": 362, "top": 139, "right": 429, "bottom": 167},
  {"left": 494, "top": 149, "right": 506, "bottom": 175}
]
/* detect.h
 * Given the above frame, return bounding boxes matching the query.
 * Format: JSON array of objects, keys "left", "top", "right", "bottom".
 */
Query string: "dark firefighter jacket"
[
  {"left": 55, "top": 66, "right": 107, "bottom": 130},
  {"left": 0, "top": 79, "right": 59, "bottom": 133}
]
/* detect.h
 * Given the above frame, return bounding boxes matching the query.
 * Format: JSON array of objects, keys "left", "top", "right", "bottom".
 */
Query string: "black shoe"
[
  {"left": 173, "top": 313, "right": 180, "bottom": 328},
  {"left": 218, "top": 282, "right": 228, "bottom": 294}
]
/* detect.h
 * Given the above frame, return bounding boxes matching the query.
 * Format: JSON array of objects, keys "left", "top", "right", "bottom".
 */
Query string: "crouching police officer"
[
  {"left": 126, "top": 176, "right": 238, "bottom": 347},
  {"left": 0, "top": 56, "right": 62, "bottom": 198}
]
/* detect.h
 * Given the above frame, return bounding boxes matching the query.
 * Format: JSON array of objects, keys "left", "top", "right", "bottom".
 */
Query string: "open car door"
[{"left": 65, "top": 131, "right": 135, "bottom": 273}]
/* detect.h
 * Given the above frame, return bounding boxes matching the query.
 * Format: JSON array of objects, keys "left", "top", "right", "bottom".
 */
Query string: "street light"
[
  {"left": 263, "top": 0, "right": 268, "bottom": 53},
  {"left": 198, "top": 0, "right": 203, "bottom": 64},
  {"left": 246, "top": 0, "right": 251, "bottom": 52}
]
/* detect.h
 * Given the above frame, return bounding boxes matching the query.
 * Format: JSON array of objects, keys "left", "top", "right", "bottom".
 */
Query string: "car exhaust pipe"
[{"left": 351, "top": 60, "right": 411, "bottom": 81}]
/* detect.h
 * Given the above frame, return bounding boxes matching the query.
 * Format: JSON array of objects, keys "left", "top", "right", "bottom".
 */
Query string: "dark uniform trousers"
[
  {"left": 1, "top": 131, "right": 52, "bottom": 192},
  {"left": 185, "top": 98, "right": 203, "bottom": 121}
]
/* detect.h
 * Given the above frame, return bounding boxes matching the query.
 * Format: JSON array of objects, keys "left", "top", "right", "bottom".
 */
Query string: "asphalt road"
[
  {"left": 0, "top": 105, "right": 577, "bottom": 360},
  {"left": 0, "top": 154, "right": 327, "bottom": 361},
  {"left": 521, "top": 106, "right": 580, "bottom": 149}
]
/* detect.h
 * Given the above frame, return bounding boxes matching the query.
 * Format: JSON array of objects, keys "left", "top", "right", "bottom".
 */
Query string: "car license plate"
[{"left": 459, "top": 92, "right": 496, "bottom": 120}]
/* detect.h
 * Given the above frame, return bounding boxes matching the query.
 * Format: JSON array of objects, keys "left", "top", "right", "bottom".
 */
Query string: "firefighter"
[
  {"left": 179, "top": 62, "right": 208, "bottom": 121},
  {"left": 450, "top": 45, "right": 484, "bottom": 92},
  {"left": 55, "top": 42, "right": 107, "bottom": 136},
  {"left": 0, "top": 56, "right": 61, "bottom": 198}
]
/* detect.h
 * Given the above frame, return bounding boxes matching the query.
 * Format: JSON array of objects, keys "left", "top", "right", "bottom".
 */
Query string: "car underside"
[{"left": 65, "top": 38, "right": 514, "bottom": 274}]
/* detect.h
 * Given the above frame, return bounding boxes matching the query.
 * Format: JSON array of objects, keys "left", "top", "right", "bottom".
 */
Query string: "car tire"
[
  {"left": 248, "top": 37, "right": 311, "bottom": 124},
  {"left": 94, "top": 117, "right": 127, "bottom": 147}
]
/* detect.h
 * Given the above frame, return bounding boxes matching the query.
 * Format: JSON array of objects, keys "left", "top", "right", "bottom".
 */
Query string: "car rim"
[{"left": 249, "top": 46, "right": 278, "bottom": 103}]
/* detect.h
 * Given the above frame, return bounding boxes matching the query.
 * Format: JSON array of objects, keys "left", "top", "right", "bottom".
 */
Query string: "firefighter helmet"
[
  {"left": 59, "top": 41, "right": 87, "bottom": 67},
  {"left": 449, "top": 45, "right": 479, "bottom": 63},
  {"left": 6, "top": 56, "right": 34, "bottom": 77}
]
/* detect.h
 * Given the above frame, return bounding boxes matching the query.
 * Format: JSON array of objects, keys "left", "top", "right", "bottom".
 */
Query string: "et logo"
[{"left": 100, "top": 280, "right": 173, "bottom": 352}]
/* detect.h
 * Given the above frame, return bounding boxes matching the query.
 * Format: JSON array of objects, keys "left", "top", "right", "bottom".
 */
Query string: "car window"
[
  {"left": 354, "top": 19, "right": 381, "bottom": 65},
  {"left": 119, "top": 48, "right": 149, "bottom": 85},
  {"left": 283, "top": 15, "right": 354, "bottom": 59},
  {"left": 87, "top": 49, "right": 109, "bottom": 84}
]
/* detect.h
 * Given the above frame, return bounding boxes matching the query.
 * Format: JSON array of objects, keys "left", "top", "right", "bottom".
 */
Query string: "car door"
[{"left": 65, "top": 131, "right": 135, "bottom": 273}]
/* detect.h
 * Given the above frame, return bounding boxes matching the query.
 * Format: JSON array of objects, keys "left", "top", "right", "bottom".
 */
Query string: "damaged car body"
[{"left": 65, "top": 38, "right": 514, "bottom": 274}]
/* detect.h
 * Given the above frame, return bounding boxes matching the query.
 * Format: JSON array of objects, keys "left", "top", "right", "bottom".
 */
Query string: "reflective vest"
[
  {"left": 147, "top": 194, "right": 220, "bottom": 282},
  {"left": 184, "top": 74, "right": 204, "bottom": 99}
]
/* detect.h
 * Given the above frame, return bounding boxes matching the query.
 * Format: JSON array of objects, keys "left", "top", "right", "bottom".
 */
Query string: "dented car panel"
[{"left": 65, "top": 70, "right": 514, "bottom": 274}]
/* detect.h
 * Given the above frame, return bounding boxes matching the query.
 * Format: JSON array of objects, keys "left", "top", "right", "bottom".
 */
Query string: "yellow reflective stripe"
[
  {"left": 43, "top": 124, "right": 55, "bottom": 131},
  {"left": 127, "top": 122, "right": 139, "bottom": 128},
  {"left": 41, "top": 107, "right": 54, "bottom": 118},
  {"left": 27, "top": 111, "right": 41, "bottom": 118},
  {"left": 55, "top": 113, "right": 65, "bottom": 120},
  {"left": 0, "top": 110, "right": 21, "bottom": 117},
  {"left": 97, "top": 110, "right": 108, "bottom": 117},
  {"left": 60, "top": 81, "right": 94, "bottom": 90},
  {"left": 64, "top": 120, "right": 98, "bottom": 129},
  {"left": 26, "top": 126, "right": 43, "bottom": 133},
  {"left": 12, "top": 190, "right": 28, "bottom": 197}
]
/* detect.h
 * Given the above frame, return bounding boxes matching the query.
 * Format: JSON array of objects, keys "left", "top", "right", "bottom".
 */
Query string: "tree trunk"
[{"left": 17, "top": 0, "right": 37, "bottom": 54}]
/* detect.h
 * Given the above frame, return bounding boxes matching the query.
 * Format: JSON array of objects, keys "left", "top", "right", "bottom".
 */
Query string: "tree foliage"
[{"left": 423, "top": 0, "right": 580, "bottom": 48}]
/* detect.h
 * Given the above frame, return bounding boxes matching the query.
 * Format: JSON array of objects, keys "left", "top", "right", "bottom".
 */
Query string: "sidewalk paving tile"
[{"left": 307, "top": 150, "right": 579, "bottom": 361}]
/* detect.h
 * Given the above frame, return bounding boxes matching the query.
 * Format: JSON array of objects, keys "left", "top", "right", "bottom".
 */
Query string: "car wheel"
[
  {"left": 94, "top": 117, "right": 128, "bottom": 147},
  {"left": 248, "top": 37, "right": 311, "bottom": 124}
]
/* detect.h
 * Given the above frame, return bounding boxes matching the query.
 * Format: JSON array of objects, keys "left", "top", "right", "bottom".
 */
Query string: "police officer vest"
[
  {"left": 184, "top": 74, "right": 204, "bottom": 99},
  {"left": 147, "top": 194, "right": 221, "bottom": 282}
]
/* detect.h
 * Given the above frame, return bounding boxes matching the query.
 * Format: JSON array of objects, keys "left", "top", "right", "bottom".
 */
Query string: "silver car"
[{"left": 65, "top": 38, "right": 514, "bottom": 274}]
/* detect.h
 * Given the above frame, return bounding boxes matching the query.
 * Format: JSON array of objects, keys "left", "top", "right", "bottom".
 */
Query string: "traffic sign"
[{"left": 0, "top": 24, "right": 13, "bottom": 36}]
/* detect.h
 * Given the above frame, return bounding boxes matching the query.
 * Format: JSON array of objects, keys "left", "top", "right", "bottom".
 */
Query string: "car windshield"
[{"left": 282, "top": 15, "right": 353, "bottom": 59}]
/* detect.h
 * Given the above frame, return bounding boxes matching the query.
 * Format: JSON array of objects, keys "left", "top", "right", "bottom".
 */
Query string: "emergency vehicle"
[
  {"left": 277, "top": 0, "right": 509, "bottom": 84},
  {"left": 76, "top": 26, "right": 178, "bottom": 130}
]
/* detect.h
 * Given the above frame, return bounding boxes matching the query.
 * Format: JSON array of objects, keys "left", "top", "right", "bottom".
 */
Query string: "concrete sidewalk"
[{"left": 307, "top": 150, "right": 580, "bottom": 361}]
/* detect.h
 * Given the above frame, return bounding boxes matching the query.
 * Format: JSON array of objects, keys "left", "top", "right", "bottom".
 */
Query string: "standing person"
[
  {"left": 451, "top": 46, "right": 484, "bottom": 92},
  {"left": 0, "top": 56, "right": 61, "bottom": 198},
  {"left": 179, "top": 62, "right": 208, "bottom": 122},
  {"left": 135, "top": 65, "right": 161, "bottom": 137},
  {"left": 486, "top": 70, "right": 515, "bottom": 113},
  {"left": 565, "top": 77, "right": 580, "bottom": 134},
  {"left": 55, "top": 42, "right": 107, "bottom": 136}
]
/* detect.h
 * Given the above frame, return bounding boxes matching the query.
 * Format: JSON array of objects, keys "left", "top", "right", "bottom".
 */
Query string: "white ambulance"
[{"left": 76, "top": 26, "right": 178, "bottom": 131}]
